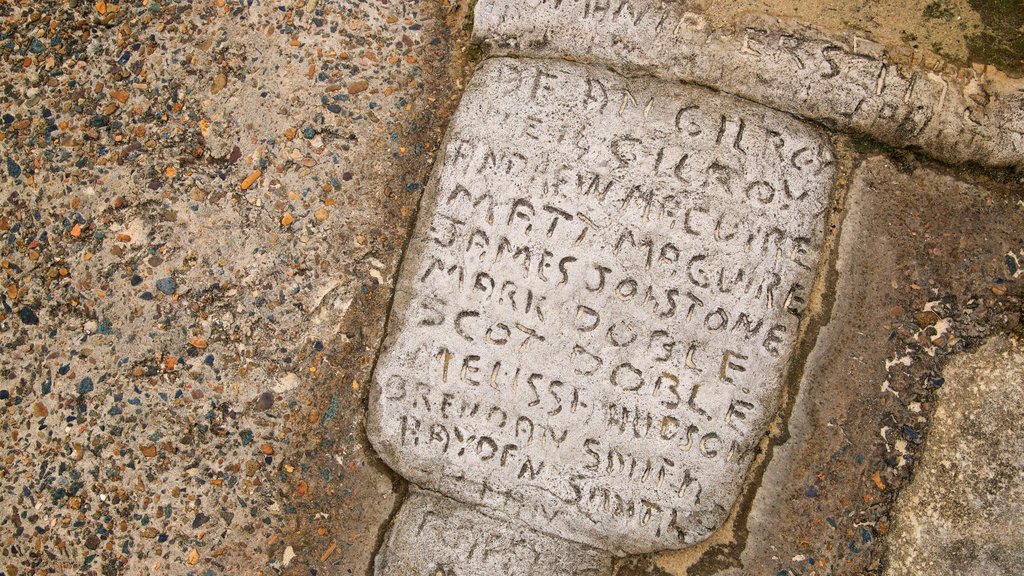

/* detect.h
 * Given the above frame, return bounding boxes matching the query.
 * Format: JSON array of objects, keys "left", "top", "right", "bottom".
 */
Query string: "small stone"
[
  {"left": 282, "top": 546, "right": 295, "bottom": 566},
  {"left": 240, "top": 170, "right": 262, "bottom": 190},
  {"left": 17, "top": 307, "right": 39, "bottom": 325},
  {"left": 255, "top": 392, "right": 274, "bottom": 411},
  {"left": 915, "top": 311, "right": 940, "bottom": 327},
  {"left": 6, "top": 157, "right": 21, "bottom": 178},
  {"left": 187, "top": 548, "right": 200, "bottom": 565},
  {"left": 259, "top": 443, "right": 274, "bottom": 455},
  {"left": 1007, "top": 252, "right": 1021, "bottom": 276},
  {"left": 85, "top": 535, "right": 100, "bottom": 550},
  {"left": 141, "top": 445, "right": 157, "bottom": 458},
  {"left": 32, "top": 402, "right": 48, "bottom": 417},
  {"left": 347, "top": 80, "right": 369, "bottom": 94},
  {"left": 156, "top": 278, "right": 176, "bottom": 295},
  {"left": 77, "top": 377, "right": 94, "bottom": 395},
  {"left": 211, "top": 73, "right": 227, "bottom": 94},
  {"left": 872, "top": 470, "right": 886, "bottom": 491},
  {"left": 281, "top": 212, "right": 294, "bottom": 227},
  {"left": 192, "top": 513, "right": 210, "bottom": 529}
]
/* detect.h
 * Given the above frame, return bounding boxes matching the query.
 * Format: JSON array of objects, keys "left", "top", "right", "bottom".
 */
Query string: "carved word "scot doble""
[{"left": 368, "top": 57, "right": 834, "bottom": 555}]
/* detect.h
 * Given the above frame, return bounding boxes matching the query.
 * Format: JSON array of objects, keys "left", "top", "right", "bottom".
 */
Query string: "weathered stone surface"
[
  {"left": 885, "top": 334, "right": 1024, "bottom": 576},
  {"left": 367, "top": 56, "right": 834, "bottom": 554},
  {"left": 375, "top": 489, "right": 613, "bottom": 576},
  {"left": 473, "top": 0, "right": 1024, "bottom": 170},
  {"left": 652, "top": 155, "right": 1024, "bottom": 574}
]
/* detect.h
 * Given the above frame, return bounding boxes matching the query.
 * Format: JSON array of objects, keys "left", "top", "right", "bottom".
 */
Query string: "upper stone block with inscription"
[
  {"left": 474, "top": 0, "right": 1024, "bottom": 170},
  {"left": 367, "top": 57, "right": 835, "bottom": 554}
]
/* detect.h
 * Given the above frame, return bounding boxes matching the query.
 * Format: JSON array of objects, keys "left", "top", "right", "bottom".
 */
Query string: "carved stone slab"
[
  {"left": 367, "top": 57, "right": 834, "bottom": 554},
  {"left": 375, "top": 489, "right": 612, "bottom": 576},
  {"left": 473, "top": 0, "right": 1024, "bottom": 170}
]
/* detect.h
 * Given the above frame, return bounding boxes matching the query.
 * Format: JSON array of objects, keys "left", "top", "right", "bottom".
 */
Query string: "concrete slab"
[
  {"left": 886, "top": 334, "right": 1024, "bottom": 576},
  {"left": 0, "top": 1, "right": 474, "bottom": 573},
  {"left": 367, "top": 56, "right": 834, "bottom": 554}
]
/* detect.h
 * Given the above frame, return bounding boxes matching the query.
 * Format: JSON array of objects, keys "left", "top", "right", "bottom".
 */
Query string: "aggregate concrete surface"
[{"left": 0, "top": 0, "right": 473, "bottom": 574}]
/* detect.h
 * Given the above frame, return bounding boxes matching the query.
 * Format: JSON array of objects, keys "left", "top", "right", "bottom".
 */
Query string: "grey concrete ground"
[
  {"left": 887, "top": 334, "right": 1024, "bottom": 576},
  {"left": 375, "top": 488, "right": 613, "bottom": 576}
]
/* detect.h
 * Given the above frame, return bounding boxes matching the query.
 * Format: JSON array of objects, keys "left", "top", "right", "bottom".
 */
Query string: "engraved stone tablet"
[{"left": 368, "top": 57, "right": 835, "bottom": 554}]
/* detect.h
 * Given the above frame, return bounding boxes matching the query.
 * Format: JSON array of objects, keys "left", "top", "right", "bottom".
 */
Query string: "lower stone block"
[{"left": 375, "top": 489, "right": 613, "bottom": 576}]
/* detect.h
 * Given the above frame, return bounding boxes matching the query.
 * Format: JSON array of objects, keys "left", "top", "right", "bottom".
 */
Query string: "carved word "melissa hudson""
[{"left": 368, "top": 58, "right": 834, "bottom": 554}]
